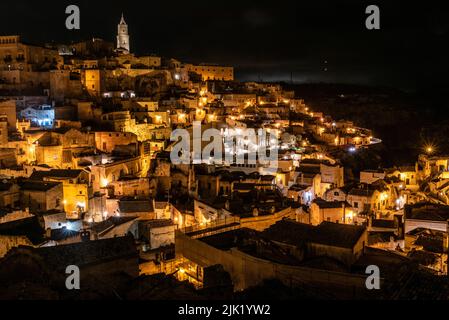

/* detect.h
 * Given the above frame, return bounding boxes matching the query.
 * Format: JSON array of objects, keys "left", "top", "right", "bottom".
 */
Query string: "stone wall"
[
  {"left": 176, "top": 231, "right": 373, "bottom": 294},
  {"left": 240, "top": 207, "right": 294, "bottom": 231},
  {"left": 0, "top": 235, "right": 32, "bottom": 258}
]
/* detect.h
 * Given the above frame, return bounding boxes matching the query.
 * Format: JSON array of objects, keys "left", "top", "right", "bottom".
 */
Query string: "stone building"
[
  {"left": 35, "top": 128, "right": 94, "bottom": 169},
  {"left": 19, "top": 180, "right": 63, "bottom": 213},
  {"left": 29, "top": 169, "right": 91, "bottom": 218},
  {"left": 94, "top": 131, "right": 138, "bottom": 153},
  {"left": 116, "top": 14, "right": 130, "bottom": 53},
  {"left": 0, "top": 35, "right": 61, "bottom": 72},
  {"left": 310, "top": 198, "right": 355, "bottom": 225},
  {"left": 185, "top": 64, "right": 234, "bottom": 81}
]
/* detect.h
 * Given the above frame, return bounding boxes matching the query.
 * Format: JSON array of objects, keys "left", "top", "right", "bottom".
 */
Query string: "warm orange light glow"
[{"left": 101, "top": 178, "right": 109, "bottom": 188}]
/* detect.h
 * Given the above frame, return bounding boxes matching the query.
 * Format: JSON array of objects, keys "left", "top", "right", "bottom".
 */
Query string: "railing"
[{"left": 179, "top": 216, "right": 241, "bottom": 238}]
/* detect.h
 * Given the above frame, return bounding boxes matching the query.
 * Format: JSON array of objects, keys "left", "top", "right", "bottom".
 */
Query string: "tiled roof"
[
  {"left": 146, "top": 219, "right": 174, "bottom": 228},
  {"left": 313, "top": 198, "right": 351, "bottom": 209},
  {"left": 19, "top": 180, "right": 61, "bottom": 192},
  {"left": 91, "top": 216, "right": 138, "bottom": 234},
  {"left": 49, "top": 228, "right": 80, "bottom": 241},
  {"left": 262, "top": 220, "right": 366, "bottom": 249},
  {"left": 0, "top": 216, "right": 44, "bottom": 245},
  {"left": 119, "top": 200, "right": 154, "bottom": 213},
  {"left": 289, "top": 184, "right": 309, "bottom": 191},
  {"left": 348, "top": 188, "right": 375, "bottom": 197},
  {"left": 414, "top": 234, "right": 445, "bottom": 253},
  {"left": 30, "top": 169, "right": 83, "bottom": 180},
  {"left": 371, "top": 219, "right": 396, "bottom": 229},
  {"left": 296, "top": 165, "right": 321, "bottom": 174},
  {"left": 405, "top": 203, "right": 449, "bottom": 222},
  {"left": 37, "top": 235, "right": 137, "bottom": 270}
]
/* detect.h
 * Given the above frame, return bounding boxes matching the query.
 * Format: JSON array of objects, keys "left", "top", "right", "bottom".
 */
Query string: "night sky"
[{"left": 1, "top": 0, "right": 449, "bottom": 91}]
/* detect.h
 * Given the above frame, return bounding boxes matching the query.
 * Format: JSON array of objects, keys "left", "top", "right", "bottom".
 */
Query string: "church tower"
[{"left": 116, "top": 13, "right": 130, "bottom": 53}]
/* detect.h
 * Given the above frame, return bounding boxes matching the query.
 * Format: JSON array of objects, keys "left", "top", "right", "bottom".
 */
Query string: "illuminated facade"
[
  {"left": 20, "top": 105, "right": 55, "bottom": 128},
  {"left": 116, "top": 14, "right": 130, "bottom": 53},
  {"left": 31, "top": 169, "right": 91, "bottom": 218},
  {"left": 0, "top": 35, "right": 62, "bottom": 72},
  {"left": 84, "top": 69, "right": 101, "bottom": 96},
  {"left": 185, "top": 64, "right": 234, "bottom": 81},
  {"left": 91, "top": 156, "right": 144, "bottom": 192},
  {"left": 94, "top": 131, "right": 138, "bottom": 153}
]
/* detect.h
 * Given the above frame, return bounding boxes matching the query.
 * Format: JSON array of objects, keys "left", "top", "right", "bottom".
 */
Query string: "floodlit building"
[
  {"left": 185, "top": 64, "right": 234, "bottom": 81},
  {"left": 20, "top": 105, "right": 55, "bottom": 128},
  {"left": 117, "top": 14, "right": 130, "bottom": 53}
]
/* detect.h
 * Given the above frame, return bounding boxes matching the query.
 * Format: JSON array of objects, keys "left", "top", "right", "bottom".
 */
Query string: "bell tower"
[{"left": 116, "top": 13, "right": 130, "bottom": 53}]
